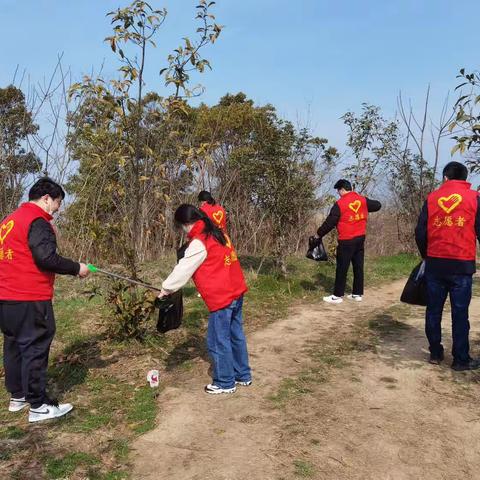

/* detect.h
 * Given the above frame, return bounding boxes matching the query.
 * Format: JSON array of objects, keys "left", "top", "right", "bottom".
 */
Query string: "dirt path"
[{"left": 132, "top": 280, "right": 480, "bottom": 480}]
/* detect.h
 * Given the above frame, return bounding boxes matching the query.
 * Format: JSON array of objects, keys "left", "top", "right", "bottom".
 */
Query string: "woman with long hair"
[
  {"left": 198, "top": 190, "right": 227, "bottom": 231},
  {"left": 159, "top": 204, "right": 252, "bottom": 394}
]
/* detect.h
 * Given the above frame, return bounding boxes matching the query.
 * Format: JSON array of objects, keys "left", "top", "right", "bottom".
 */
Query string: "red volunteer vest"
[
  {"left": 427, "top": 180, "right": 478, "bottom": 261},
  {"left": 188, "top": 220, "right": 247, "bottom": 312},
  {"left": 336, "top": 192, "right": 368, "bottom": 240},
  {"left": 200, "top": 203, "right": 227, "bottom": 231},
  {"left": 0, "top": 203, "right": 55, "bottom": 301}
]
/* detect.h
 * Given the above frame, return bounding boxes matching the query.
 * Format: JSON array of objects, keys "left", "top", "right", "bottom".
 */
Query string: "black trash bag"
[
  {"left": 156, "top": 290, "right": 183, "bottom": 333},
  {"left": 306, "top": 236, "right": 328, "bottom": 262},
  {"left": 155, "top": 243, "right": 187, "bottom": 333},
  {"left": 400, "top": 261, "right": 427, "bottom": 306}
]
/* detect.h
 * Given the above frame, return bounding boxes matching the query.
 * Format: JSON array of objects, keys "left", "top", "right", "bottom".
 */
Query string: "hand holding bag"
[{"left": 306, "top": 236, "right": 328, "bottom": 262}]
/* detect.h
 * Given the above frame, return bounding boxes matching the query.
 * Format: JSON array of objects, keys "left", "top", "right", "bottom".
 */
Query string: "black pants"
[
  {"left": 0, "top": 301, "right": 56, "bottom": 408},
  {"left": 334, "top": 236, "right": 365, "bottom": 297}
]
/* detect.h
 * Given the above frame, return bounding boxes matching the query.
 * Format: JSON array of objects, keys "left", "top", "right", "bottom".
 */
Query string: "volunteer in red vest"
[
  {"left": 316, "top": 179, "right": 381, "bottom": 304},
  {"left": 198, "top": 190, "right": 227, "bottom": 231},
  {"left": 0, "top": 178, "right": 90, "bottom": 422},
  {"left": 415, "top": 161, "right": 480, "bottom": 371},
  {"left": 159, "top": 204, "right": 251, "bottom": 394}
]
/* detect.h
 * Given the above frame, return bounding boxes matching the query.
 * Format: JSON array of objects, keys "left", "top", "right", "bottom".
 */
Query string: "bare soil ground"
[{"left": 132, "top": 279, "right": 480, "bottom": 480}]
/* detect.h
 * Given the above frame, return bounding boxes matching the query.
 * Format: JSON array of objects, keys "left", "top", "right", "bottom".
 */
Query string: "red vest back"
[
  {"left": 427, "top": 180, "right": 478, "bottom": 261},
  {"left": 188, "top": 221, "right": 247, "bottom": 312},
  {"left": 200, "top": 203, "right": 227, "bottom": 231},
  {"left": 336, "top": 192, "right": 368, "bottom": 240},
  {"left": 0, "top": 203, "right": 55, "bottom": 301}
]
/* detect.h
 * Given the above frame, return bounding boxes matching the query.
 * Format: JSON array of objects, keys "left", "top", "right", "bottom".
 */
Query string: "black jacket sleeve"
[
  {"left": 28, "top": 218, "right": 80, "bottom": 275},
  {"left": 366, "top": 198, "right": 382, "bottom": 212},
  {"left": 415, "top": 201, "right": 428, "bottom": 258},
  {"left": 476, "top": 196, "right": 480, "bottom": 243},
  {"left": 317, "top": 203, "right": 341, "bottom": 237}
]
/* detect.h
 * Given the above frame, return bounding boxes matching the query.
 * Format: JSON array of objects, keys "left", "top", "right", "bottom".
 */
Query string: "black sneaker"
[
  {"left": 429, "top": 352, "right": 445, "bottom": 365},
  {"left": 451, "top": 359, "right": 480, "bottom": 371}
]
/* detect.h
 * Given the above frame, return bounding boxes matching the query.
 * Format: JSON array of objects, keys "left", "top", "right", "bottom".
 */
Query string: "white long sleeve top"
[{"left": 161, "top": 239, "right": 207, "bottom": 293}]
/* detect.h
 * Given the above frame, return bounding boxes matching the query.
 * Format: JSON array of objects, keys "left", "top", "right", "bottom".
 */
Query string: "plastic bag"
[
  {"left": 400, "top": 261, "right": 427, "bottom": 306},
  {"left": 306, "top": 236, "right": 328, "bottom": 262},
  {"left": 155, "top": 242, "right": 187, "bottom": 333},
  {"left": 156, "top": 290, "right": 183, "bottom": 333}
]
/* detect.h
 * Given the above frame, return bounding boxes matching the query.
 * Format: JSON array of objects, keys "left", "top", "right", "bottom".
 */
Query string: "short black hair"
[
  {"left": 28, "top": 177, "right": 65, "bottom": 201},
  {"left": 442, "top": 161, "right": 468, "bottom": 181},
  {"left": 334, "top": 179, "right": 352, "bottom": 191}
]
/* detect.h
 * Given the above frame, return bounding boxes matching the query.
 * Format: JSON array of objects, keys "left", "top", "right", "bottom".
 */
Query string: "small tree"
[
  {"left": 341, "top": 104, "right": 399, "bottom": 194},
  {"left": 67, "top": 0, "right": 222, "bottom": 273},
  {"left": 450, "top": 69, "right": 480, "bottom": 170},
  {"left": 0, "top": 85, "right": 41, "bottom": 218}
]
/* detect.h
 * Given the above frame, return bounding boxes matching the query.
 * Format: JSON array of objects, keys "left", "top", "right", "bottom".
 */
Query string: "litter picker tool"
[
  {"left": 87, "top": 263, "right": 183, "bottom": 333},
  {"left": 86, "top": 264, "right": 163, "bottom": 292}
]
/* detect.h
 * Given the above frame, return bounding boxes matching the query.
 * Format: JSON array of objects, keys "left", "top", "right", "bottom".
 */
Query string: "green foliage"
[
  {"left": 66, "top": 0, "right": 222, "bottom": 274},
  {"left": 450, "top": 69, "right": 480, "bottom": 168},
  {"left": 190, "top": 92, "right": 338, "bottom": 272},
  {"left": 105, "top": 282, "right": 156, "bottom": 340},
  {"left": 342, "top": 103, "right": 399, "bottom": 194},
  {"left": 0, "top": 85, "right": 41, "bottom": 217},
  {"left": 161, "top": 0, "right": 223, "bottom": 98}
]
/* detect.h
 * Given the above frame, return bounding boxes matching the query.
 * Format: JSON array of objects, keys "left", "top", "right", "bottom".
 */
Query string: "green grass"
[
  {"left": 293, "top": 459, "right": 316, "bottom": 477},
  {"left": 44, "top": 452, "right": 99, "bottom": 479},
  {"left": 366, "top": 253, "right": 419, "bottom": 285},
  {"left": 0, "top": 425, "right": 26, "bottom": 440},
  {"left": 112, "top": 438, "right": 130, "bottom": 462},
  {"left": 127, "top": 386, "right": 158, "bottom": 434},
  {"left": 269, "top": 378, "right": 314, "bottom": 407},
  {"left": 0, "top": 252, "right": 419, "bottom": 477}
]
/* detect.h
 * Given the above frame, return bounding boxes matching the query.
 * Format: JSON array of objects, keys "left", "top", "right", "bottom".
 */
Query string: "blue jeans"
[
  {"left": 425, "top": 272, "right": 472, "bottom": 363},
  {"left": 207, "top": 296, "right": 251, "bottom": 389}
]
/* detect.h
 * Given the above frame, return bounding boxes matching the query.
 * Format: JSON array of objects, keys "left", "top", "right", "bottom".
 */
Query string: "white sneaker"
[
  {"left": 235, "top": 380, "right": 252, "bottom": 386},
  {"left": 204, "top": 384, "right": 236, "bottom": 395},
  {"left": 347, "top": 294, "right": 363, "bottom": 302},
  {"left": 28, "top": 402, "right": 73, "bottom": 423},
  {"left": 323, "top": 295, "right": 343, "bottom": 304},
  {"left": 9, "top": 397, "right": 28, "bottom": 412}
]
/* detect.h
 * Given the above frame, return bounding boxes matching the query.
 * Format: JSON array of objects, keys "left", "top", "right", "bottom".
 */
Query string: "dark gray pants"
[{"left": 0, "top": 301, "right": 56, "bottom": 408}]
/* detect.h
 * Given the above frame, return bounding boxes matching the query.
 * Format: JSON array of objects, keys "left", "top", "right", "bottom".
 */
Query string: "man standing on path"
[
  {"left": 0, "top": 178, "right": 90, "bottom": 422},
  {"left": 415, "top": 161, "right": 480, "bottom": 371},
  {"left": 316, "top": 179, "right": 381, "bottom": 304}
]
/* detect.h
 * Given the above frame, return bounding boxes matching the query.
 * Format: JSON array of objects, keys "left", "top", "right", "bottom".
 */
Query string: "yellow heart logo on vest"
[
  {"left": 438, "top": 194, "right": 463, "bottom": 214},
  {"left": 348, "top": 200, "right": 361, "bottom": 213},
  {"left": 0, "top": 220, "right": 14, "bottom": 245},
  {"left": 212, "top": 210, "right": 223, "bottom": 225}
]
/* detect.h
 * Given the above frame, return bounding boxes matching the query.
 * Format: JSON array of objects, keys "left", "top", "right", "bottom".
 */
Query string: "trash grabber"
[{"left": 86, "top": 264, "right": 163, "bottom": 292}]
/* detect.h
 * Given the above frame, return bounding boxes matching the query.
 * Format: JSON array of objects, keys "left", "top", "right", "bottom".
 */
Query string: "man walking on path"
[
  {"left": 316, "top": 179, "right": 381, "bottom": 304},
  {"left": 0, "top": 178, "right": 90, "bottom": 422},
  {"left": 415, "top": 161, "right": 480, "bottom": 371}
]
